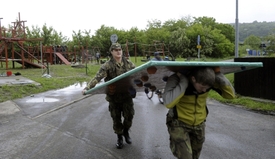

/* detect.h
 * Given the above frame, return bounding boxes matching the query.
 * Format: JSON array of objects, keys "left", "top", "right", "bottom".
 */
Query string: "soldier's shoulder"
[{"left": 101, "top": 59, "right": 113, "bottom": 68}]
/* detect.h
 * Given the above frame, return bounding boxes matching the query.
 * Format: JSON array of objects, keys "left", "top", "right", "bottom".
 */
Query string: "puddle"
[
  {"left": 57, "top": 82, "right": 86, "bottom": 91},
  {"left": 55, "top": 82, "right": 87, "bottom": 95},
  {"left": 26, "top": 98, "right": 59, "bottom": 103},
  {"left": 59, "top": 82, "right": 87, "bottom": 91},
  {"left": 25, "top": 82, "right": 87, "bottom": 102}
]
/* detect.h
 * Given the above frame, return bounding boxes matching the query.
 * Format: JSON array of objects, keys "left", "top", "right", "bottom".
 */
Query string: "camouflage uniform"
[
  {"left": 166, "top": 111, "right": 205, "bottom": 159},
  {"left": 85, "top": 55, "right": 135, "bottom": 135}
]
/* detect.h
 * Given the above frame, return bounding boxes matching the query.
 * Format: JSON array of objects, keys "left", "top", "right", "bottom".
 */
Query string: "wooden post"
[{"left": 134, "top": 37, "right": 137, "bottom": 63}]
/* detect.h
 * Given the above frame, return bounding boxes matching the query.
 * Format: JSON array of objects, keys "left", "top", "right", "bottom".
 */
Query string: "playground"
[
  {"left": 0, "top": 13, "right": 178, "bottom": 80},
  {"left": 0, "top": 13, "right": 103, "bottom": 72}
]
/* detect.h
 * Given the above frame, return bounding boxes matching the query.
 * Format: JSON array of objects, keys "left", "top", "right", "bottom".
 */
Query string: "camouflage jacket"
[{"left": 85, "top": 57, "right": 135, "bottom": 90}]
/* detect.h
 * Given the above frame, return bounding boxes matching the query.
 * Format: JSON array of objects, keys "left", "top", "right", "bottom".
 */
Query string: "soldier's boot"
[
  {"left": 116, "top": 135, "right": 123, "bottom": 149},
  {"left": 123, "top": 129, "right": 132, "bottom": 144}
]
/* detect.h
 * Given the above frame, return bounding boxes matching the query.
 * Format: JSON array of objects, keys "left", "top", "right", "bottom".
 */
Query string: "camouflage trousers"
[
  {"left": 107, "top": 95, "right": 134, "bottom": 135},
  {"left": 166, "top": 116, "right": 205, "bottom": 159}
]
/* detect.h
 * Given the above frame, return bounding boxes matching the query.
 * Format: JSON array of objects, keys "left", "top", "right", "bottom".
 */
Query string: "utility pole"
[{"left": 235, "top": 0, "right": 239, "bottom": 57}]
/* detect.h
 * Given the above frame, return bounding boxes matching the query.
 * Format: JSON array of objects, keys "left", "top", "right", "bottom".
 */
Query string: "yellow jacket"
[{"left": 163, "top": 73, "right": 235, "bottom": 126}]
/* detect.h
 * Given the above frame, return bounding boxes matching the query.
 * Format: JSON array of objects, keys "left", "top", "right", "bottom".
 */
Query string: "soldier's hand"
[{"left": 82, "top": 89, "right": 87, "bottom": 95}]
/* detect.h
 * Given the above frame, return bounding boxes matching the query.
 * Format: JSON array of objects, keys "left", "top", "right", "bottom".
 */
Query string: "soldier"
[
  {"left": 163, "top": 67, "right": 235, "bottom": 159},
  {"left": 96, "top": 52, "right": 100, "bottom": 64},
  {"left": 82, "top": 43, "right": 136, "bottom": 149}
]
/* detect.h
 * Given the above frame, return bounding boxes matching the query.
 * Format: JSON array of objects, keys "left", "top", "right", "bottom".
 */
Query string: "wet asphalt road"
[{"left": 0, "top": 84, "right": 275, "bottom": 159}]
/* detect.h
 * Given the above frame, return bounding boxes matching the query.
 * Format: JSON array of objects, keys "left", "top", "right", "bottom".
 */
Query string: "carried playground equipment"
[{"left": 84, "top": 61, "right": 263, "bottom": 104}]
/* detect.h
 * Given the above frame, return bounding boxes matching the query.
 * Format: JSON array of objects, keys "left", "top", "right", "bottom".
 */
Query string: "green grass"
[
  {"left": 1, "top": 57, "right": 274, "bottom": 114},
  {"left": 0, "top": 62, "right": 99, "bottom": 102},
  {"left": 208, "top": 73, "right": 275, "bottom": 113}
]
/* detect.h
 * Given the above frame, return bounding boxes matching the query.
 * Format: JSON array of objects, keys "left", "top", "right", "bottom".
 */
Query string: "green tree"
[
  {"left": 162, "top": 19, "right": 188, "bottom": 32},
  {"left": 193, "top": 16, "right": 217, "bottom": 28},
  {"left": 144, "top": 19, "right": 171, "bottom": 48},
  {"left": 25, "top": 25, "right": 43, "bottom": 46},
  {"left": 124, "top": 27, "right": 146, "bottom": 57},
  {"left": 93, "top": 25, "right": 119, "bottom": 57},
  {"left": 239, "top": 44, "right": 250, "bottom": 57},
  {"left": 169, "top": 27, "right": 190, "bottom": 58},
  {"left": 244, "top": 35, "right": 261, "bottom": 50},
  {"left": 265, "top": 33, "right": 275, "bottom": 54},
  {"left": 191, "top": 17, "right": 235, "bottom": 58},
  {"left": 210, "top": 29, "right": 234, "bottom": 58},
  {"left": 185, "top": 24, "right": 214, "bottom": 58},
  {"left": 215, "top": 23, "right": 235, "bottom": 43},
  {"left": 41, "top": 24, "right": 54, "bottom": 45},
  {"left": 71, "top": 30, "right": 85, "bottom": 51}
]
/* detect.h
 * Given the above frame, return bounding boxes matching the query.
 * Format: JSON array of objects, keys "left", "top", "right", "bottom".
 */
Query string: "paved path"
[{"left": 0, "top": 85, "right": 275, "bottom": 159}]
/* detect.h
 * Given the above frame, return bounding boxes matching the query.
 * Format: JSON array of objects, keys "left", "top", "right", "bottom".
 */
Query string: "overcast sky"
[{"left": 1, "top": 0, "right": 274, "bottom": 38}]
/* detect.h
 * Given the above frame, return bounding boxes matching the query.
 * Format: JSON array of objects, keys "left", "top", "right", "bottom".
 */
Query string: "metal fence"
[{"left": 234, "top": 57, "right": 275, "bottom": 100}]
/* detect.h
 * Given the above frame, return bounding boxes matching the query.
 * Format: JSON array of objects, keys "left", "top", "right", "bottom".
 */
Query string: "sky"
[{"left": 1, "top": 0, "right": 274, "bottom": 39}]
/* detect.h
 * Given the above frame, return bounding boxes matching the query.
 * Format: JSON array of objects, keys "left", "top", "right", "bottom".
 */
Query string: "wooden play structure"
[
  {"left": 0, "top": 13, "right": 47, "bottom": 69},
  {"left": 0, "top": 13, "right": 99, "bottom": 70}
]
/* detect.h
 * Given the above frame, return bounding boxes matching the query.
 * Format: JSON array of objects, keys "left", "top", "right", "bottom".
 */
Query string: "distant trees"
[
  {"left": 237, "top": 21, "right": 275, "bottom": 41},
  {"left": 265, "top": 33, "right": 275, "bottom": 52},
  {"left": 244, "top": 35, "right": 262, "bottom": 50},
  {"left": 25, "top": 24, "right": 69, "bottom": 47},
  {"left": 4, "top": 16, "right": 274, "bottom": 59}
]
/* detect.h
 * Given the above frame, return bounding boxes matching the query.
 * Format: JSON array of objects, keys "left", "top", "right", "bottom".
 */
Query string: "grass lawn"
[{"left": 0, "top": 56, "right": 274, "bottom": 114}]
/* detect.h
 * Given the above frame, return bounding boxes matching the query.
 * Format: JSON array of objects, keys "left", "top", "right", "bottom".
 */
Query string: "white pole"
[{"left": 235, "top": 0, "right": 239, "bottom": 57}]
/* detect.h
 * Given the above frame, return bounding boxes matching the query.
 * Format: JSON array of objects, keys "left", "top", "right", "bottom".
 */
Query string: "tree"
[
  {"left": 265, "top": 33, "right": 275, "bottom": 54},
  {"left": 93, "top": 25, "right": 119, "bottom": 57},
  {"left": 124, "top": 27, "right": 146, "bottom": 57},
  {"left": 244, "top": 35, "right": 261, "bottom": 50},
  {"left": 144, "top": 20, "right": 170, "bottom": 45},
  {"left": 193, "top": 16, "right": 217, "bottom": 28},
  {"left": 41, "top": 24, "right": 54, "bottom": 45},
  {"left": 169, "top": 27, "right": 190, "bottom": 58},
  {"left": 210, "top": 29, "right": 234, "bottom": 58},
  {"left": 191, "top": 17, "right": 235, "bottom": 58},
  {"left": 25, "top": 24, "right": 68, "bottom": 46},
  {"left": 25, "top": 25, "right": 42, "bottom": 46},
  {"left": 185, "top": 24, "right": 214, "bottom": 58},
  {"left": 146, "top": 19, "right": 162, "bottom": 29},
  {"left": 215, "top": 23, "right": 235, "bottom": 43},
  {"left": 239, "top": 44, "right": 251, "bottom": 57},
  {"left": 162, "top": 19, "right": 188, "bottom": 32}
]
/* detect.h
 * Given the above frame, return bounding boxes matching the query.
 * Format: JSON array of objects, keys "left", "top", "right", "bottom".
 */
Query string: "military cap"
[{"left": 110, "top": 43, "right": 122, "bottom": 51}]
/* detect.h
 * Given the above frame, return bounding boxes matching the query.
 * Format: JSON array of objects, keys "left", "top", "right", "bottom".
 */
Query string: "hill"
[{"left": 230, "top": 21, "right": 275, "bottom": 41}]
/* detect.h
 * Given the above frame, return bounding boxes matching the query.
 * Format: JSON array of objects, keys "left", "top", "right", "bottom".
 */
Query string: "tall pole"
[{"left": 235, "top": 0, "right": 239, "bottom": 57}]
